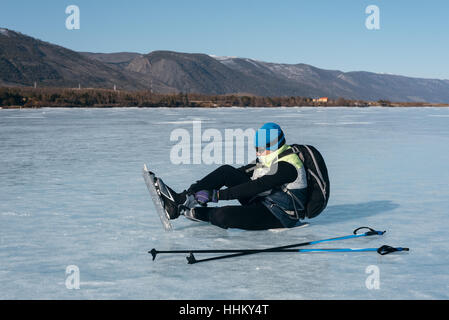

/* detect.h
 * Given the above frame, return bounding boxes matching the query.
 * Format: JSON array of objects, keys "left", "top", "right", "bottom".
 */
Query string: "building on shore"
[{"left": 313, "top": 97, "right": 329, "bottom": 103}]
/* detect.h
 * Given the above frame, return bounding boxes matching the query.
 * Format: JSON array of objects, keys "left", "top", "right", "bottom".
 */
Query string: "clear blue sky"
[{"left": 1, "top": 0, "right": 448, "bottom": 79}]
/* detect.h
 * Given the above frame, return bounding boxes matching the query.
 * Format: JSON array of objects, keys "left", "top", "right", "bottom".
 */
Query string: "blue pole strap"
[
  {"left": 299, "top": 248, "right": 378, "bottom": 253},
  {"left": 297, "top": 246, "right": 409, "bottom": 255},
  {"left": 309, "top": 228, "right": 386, "bottom": 246}
]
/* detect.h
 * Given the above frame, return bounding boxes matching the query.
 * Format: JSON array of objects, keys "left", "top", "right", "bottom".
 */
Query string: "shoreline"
[
  {"left": 1, "top": 87, "right": 448, "bottom": 109},
  {"left": 2, "top": 104, "right": 449, "bottom": 109}
]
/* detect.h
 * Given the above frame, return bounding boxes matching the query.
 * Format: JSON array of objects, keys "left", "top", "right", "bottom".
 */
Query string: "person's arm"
[
  {"left": 236, "top": 161, "right": 257, "bottom": 179},
  {"left": 218, "top": 161, "right": 298, "bottom": 200}
]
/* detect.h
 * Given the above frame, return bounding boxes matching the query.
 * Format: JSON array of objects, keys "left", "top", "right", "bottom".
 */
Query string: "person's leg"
[
  {"left": 160, "top": 165, "right": 251, "bottom": 220},
  {"left": 193, "top": 202, "right": 284, "bottom": 230},
  {"left": 188, "top": 165, "right": 250, "bottom": 193}
]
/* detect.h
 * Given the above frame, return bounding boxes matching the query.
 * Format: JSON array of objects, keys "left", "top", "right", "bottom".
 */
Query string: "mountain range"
[{"left": 1, "top": 28, "right": 449, "bottom": 103}]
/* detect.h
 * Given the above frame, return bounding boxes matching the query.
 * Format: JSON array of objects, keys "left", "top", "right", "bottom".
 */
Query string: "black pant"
[{"left": 189, "top": 165, "right": 283, "bottom": 230}]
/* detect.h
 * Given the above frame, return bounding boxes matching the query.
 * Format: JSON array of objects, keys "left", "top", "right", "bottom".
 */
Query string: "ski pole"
[
  {"left": 150, "top": 245, "right": 392, "bottom": 260},
  {"left": 149, "top": 226, "right": 385, "bottom": 261},
  {"left": 150, "top": 248, "right": 277, "bottom": 260},
  {"left": 288, "top": 246, "right": 409, "bottom": 254},
  {"left": 185, "top": 245, "right": 408, "bottom": 264},
  {"left": 185, "top": 227, "right": 385, "bottom": 264}
]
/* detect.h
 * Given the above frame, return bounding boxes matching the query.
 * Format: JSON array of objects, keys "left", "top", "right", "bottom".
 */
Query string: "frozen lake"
[{"left": 1, "top": 106, "right": 448, "bottom": 299}]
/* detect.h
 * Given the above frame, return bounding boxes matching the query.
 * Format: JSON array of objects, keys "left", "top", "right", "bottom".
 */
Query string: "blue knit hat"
[{"left": 254, "top": 122, "right": 286, "bottom": 151}]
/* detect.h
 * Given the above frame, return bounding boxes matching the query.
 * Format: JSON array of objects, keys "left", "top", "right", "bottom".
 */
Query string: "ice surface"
[{"left": 1, "top": 107, "right": 448, "bottom": 299}]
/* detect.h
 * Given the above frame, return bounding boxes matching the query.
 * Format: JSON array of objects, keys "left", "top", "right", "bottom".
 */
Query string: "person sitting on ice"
[{"left": 158, "top": 122, "right": 309, "bottom": 230}]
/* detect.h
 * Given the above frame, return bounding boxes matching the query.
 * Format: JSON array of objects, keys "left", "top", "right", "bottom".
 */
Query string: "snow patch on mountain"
[
  {"left": 0, "top": 28, "right": 10, "bottom": 37},
  {"left": 209, "top": 55, "right": 237, "bottom": 61}
]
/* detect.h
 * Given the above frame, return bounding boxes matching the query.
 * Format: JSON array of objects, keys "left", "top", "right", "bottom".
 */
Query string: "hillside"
[{"left": 2, "top": 28, "right": 449, "bottom": 102}]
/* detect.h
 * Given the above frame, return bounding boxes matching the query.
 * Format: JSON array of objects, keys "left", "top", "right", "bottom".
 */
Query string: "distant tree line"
[{"left": 0, "top": 87, "right": 432, "bottom": 108}]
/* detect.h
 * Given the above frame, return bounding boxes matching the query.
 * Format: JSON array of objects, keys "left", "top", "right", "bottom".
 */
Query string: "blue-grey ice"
[{"left": 1, "top": 107, "right": 448, "bottom": 299}]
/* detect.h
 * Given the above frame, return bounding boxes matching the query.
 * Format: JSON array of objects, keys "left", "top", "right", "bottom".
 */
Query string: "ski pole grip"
[
  {"left": 353, "top": 227, "right": 386, "bottom": 236},
  {"left": 149, "top": 249, "right": 158, "bottom": 261},
  {"left": 377, "top": 245, "right": 410, "bottom": 255},
  {"left": 186, "top": 253, "right": 197, "bottom": 264}
]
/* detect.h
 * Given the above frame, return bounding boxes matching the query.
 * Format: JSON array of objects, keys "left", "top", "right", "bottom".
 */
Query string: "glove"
[{"left": 194, "top": 190, "right": 219, "bottom": 206}]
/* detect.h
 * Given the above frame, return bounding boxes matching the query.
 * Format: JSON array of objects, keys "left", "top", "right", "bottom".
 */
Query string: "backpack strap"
[
  {"left": 245, "top": 145, "right": 303, "bottom": 174},
  {"left": 277, "top": 144, "right": 304, "bottom": 162}
]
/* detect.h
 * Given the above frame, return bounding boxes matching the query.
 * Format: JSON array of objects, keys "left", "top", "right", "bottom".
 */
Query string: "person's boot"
[
  {"left": 183, "top": 207, "right": 210, "bottom": 222},
  {"left": 156, "top": 178, "right": 189, "bottom": 220}
]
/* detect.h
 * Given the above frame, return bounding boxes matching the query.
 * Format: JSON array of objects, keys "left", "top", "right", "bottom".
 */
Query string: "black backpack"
[{"left": 278, "top": 144, "right": 330, "bottom": 219}]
